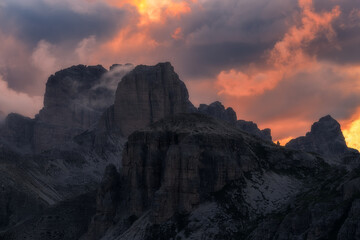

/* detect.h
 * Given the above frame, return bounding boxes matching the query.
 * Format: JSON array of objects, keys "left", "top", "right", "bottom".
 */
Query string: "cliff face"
[
  {"left": 33, "top": 65, "right": 112, "bottom": 153},
  {"left": 120, "top": 114, "right": 249, "bottom": 222},
  {"left": 79, "top": 165, "right": 120, "bottom": 240},
  {"left": 89, "top": 113, "right": 360, "bottom": 240},
  {"left": 114, "top": 62, "right": 196, "bottom": 136},
  {"left": 92, "top": 113, "right": 330, "bottom": 240}
]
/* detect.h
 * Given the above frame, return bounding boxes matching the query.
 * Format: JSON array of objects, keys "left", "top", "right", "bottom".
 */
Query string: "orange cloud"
[
  {"left": 341, "top": 105, "right": 360, "bottom": 150},
  {"left": 276, "top": 136, "right": 294, "bottom": 146},
  {"left": 216, "top": 0, "right": 341, "bottom": 97},
  {"left": 172, "top": 27, "right": 184, "bottom": 40},
  {"left": 216, "top": 69, "right": 283, "bottom": 97}
]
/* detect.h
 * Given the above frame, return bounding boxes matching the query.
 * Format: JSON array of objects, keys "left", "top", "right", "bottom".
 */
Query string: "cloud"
[
  {"left": 0, "top": 75, "right": 42, "bottom": 117},
  {"left": 216, "top": 0, "right": 341, "bottom": 97},
  {"left": 0, "top": 0, "right": 130, "bottom": 46}
]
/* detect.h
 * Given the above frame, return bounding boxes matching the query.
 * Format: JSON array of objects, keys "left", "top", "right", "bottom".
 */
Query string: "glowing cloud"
[
  {"left": 172, "top": 27, "right": 184, "bottom": 40},
  {"left": 216, "top": 0, "right": 341, "bottom": 97},
  {"left": 343, "top": 118, "right": 360, "bottom": 150},
  {"left": 0, "top": 75, "right": 42, "bottom": 117},
  {"left": 105, "top": 0, "right": 193, "bottom": 23}
]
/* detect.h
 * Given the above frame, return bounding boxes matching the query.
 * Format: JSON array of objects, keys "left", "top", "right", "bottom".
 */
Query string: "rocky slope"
[{"left": 1, "top": 191, "right": 96, "bottom": 240}]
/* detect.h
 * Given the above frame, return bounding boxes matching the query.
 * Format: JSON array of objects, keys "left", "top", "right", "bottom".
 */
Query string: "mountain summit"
[{"left": 114, "top": 62, "right": 196, "bottom": 136}]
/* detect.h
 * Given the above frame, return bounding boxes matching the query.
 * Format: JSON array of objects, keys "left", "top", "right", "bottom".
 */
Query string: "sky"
[{"left": 0, "top": 0, "right": 360, "bottom": 148}]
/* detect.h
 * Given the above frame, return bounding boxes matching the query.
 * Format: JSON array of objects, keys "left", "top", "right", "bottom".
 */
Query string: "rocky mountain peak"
[
  {"left": 236, "top": 120, "right": 272, "bottom": 142},
  {"left": 286, "top": 115, "right": 350, "bottom": 164},
  {"left": 198, "top": 101, "right": 237, "bottom": 124},
  {"left": 43, "top": 64, "right": 108, "bottom": 111},
  {"left": 33, "top": 64, "right": 116, "bottom": 153},
  {"left": 113, "top": 62, "right": 196, "bottom": 136},
  {"left": 309, "top": 115, "right": 342, "bottom": 137}
]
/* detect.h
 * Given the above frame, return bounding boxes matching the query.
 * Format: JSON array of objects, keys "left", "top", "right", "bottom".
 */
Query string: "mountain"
[
  {"left": 286, "top": 115, "right": 360, "bottom": 167},
  {"left": 1, "top": 62, "right": 359, "bottom": 240},
  {"left": 83, "top": 113, "right": 352, "bottom": 240},
  {"left": 0, "top": 113, "right": 34, "bottom": 153},
  {"left": 113, "top": 62, "right": 196, "bottom": 136},
  {"left": 197, "top": 101, "right": 272, "bottom": 141},
  {"left": 236, "top": 120, "right": 272, "bottom": 142},
  {"left": 0, "top": 110, "right": 5, "bottom": 121},
  {"left": 0, "top": 65, "right": 129, "bottom": 236},
  {"left": 33, "top": 65, "right": 112, "bottom": 153},
  {"left": 198, "top": 101, "right": 237, "bottom": 124}
]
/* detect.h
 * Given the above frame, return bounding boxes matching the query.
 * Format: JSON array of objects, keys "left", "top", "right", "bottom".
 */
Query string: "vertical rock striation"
[{"left": 114, "top": 62, "right": 196, "bottom": 136}]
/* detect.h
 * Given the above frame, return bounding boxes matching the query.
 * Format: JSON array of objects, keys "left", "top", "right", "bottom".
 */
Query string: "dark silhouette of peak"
[
  {"left": 236, "top": 120, "right": 272, "bottom": 142},
  {"left": 309, "top": 115, "right": 341, "bottom": 137},
  {"left": 286, "top": 115, "right": 353, "bottom": 164},
  {"left": 198, "top": 101, "right": 237, "bottom": 124}
]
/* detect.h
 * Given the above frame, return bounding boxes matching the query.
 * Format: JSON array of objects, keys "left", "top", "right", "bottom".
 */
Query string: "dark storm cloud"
[
  {"left": 144, "top": 0, "right": 299, "bottom": 80},
  {"left": 179, "top": 42, "right": 273, "bottom": 79},
  {"left": 301, "top": 0, "right": 360, "bottom": 64},
  {"left": 165, "top": 0, "right": 360, "bottom": 80},
  {"left": 0, "top": 0, "right": 137, "bottom": 95},
  {"left": 0, "top": 1, "right": 132, "bottom": 47}
]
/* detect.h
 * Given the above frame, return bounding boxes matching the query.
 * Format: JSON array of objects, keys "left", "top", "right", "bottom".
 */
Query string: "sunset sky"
[{"left": 1, "top": 0, "right": 360, "bottom": 148}]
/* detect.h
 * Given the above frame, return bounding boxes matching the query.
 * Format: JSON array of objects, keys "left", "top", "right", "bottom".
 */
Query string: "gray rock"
[
  {"left": 337, "top": 199, "right": 360, "bottom": 240},
  {"left": 286, "top": 115, "right": 359, "bottom": 166},
  {"left": 236, "top": 120, "right": 272, "bottom": 142},
  {"left": 114, "top": 62, "right": 196, "bottom": 136},
  {"left": 81, "top": 164, "right": 120, "bottom": 240},
  {"left": 95, "top": 113, "right": 329, "bottom": 240},
  {"left": 197, "top": 101, "right": 272, "bottom": 142},
  {"left": 198, "top": 101, "right": 237, "bottom": 124},
  {"left": 0, "top": 113, "right": 34, "bottom": 153},
  {"left": 0, "top": 111, "right": 5, "bottom": 122},
  {"left": 33, "top": 65, "right": 114, "bottom": 153},
  {"left": 1, "top": 192, "right": 96, "bottom": 240}
]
